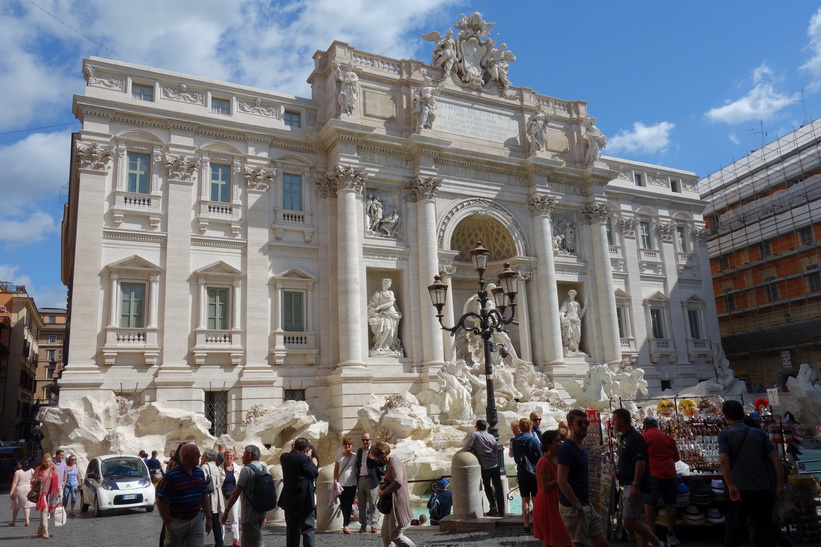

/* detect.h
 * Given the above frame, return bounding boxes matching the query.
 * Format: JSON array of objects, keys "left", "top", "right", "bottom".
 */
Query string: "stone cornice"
[
  {"left": 75, "top": 104, "right": 117, "bottom": 121},
  {"left": 268, "top": 243, "right": 319, "bottom": 256},
  {"left": 102, "top": 230, "right": 166, "bottom": 244},
  {"left": 362, "top": 245, "right": 410, "bottom": 261},
  {"left": 195, "top": 125, "right": 248, "bottom": 143},
  {"left": 191, "top": 236, "right": 247, "bottom": 249},
  {"left": 112, "top": 112, "right": 171, "bottom": 131}
]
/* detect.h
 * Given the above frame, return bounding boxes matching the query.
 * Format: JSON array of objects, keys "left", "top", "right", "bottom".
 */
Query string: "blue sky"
[{"left": 2, "top": 1, "right": 821, "bottom": 309}]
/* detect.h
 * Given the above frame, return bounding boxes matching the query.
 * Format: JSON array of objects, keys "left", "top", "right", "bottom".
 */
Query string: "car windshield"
[{"left": 101, "top": 458, "right": 146, "bottom": 479}]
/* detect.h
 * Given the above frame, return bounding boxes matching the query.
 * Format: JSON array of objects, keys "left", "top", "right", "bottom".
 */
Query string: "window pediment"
[
  {"left": 194, "top": 261, "right": 243, "bottom": 279},
  {"left": 643, "top": 291, "right": 668, "bottom": 304},
  {"left": 106, "top": 255, "right": 161, "bottom": 274}
]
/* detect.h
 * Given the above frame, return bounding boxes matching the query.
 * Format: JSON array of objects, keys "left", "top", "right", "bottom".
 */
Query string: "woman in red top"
[
  {"left": 533, "top": 430, "right": 572, "bottom": 547},
  {"left": 33, "top": 453, "right": 61, "bottom": 539}
]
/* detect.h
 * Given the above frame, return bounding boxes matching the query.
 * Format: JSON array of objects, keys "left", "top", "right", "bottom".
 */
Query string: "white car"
[{"left": 80, "top": 454, "right": 155, "bottom": 516}]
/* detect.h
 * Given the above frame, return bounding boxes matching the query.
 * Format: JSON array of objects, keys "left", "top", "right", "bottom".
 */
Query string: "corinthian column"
[
  {"left": 528, "top": 196, "right": 563, "bottom": 365},
  {"left": 328, "top": 165, "right": 366, "bottom": 366},
  {"left": 406, "top": 176, "right": 444, "bottom": 366},
  {"left": 581, "top": 202, "right": 621, "bottom": 364}
]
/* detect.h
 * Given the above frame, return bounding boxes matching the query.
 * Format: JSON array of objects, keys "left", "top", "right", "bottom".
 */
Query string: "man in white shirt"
[{"left": 354, "top": 433, "right": 383, "bottom": 533}]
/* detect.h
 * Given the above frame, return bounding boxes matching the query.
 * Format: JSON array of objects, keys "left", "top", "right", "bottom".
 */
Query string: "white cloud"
[
  {"left": 728, "top": 133, "right": 740, "bottom": 145},
  {"left": 0, "top": 130, "right": 72, "bottom": 209},
  {"left": 800, "top": 8, "right": 821, "bottom": 87},
  {"left": 705, "top": 64, "right": 797, "bottom": 124},
  {"left": 606, "top": 121, "right": 675, "bottom": 155},
  {"left": 0, "top": 210, "right": 59, "bottom": 248}
]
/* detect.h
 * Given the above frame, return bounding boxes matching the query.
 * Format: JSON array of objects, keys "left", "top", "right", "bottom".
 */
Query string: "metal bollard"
[
  {"left": 450, "top": 451, "right": 483, "bottom": 518},
  {"left": 316, "top": 464, "right": 343, "bottom": 532}
]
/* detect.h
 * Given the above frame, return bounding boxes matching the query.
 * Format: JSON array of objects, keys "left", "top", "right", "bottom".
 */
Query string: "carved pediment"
[
  {"left": 194, "top": 261, "right": 243, "bottom": 279},
  {"left": 106, "top": 255, "right": 161, "bottom": 273}
]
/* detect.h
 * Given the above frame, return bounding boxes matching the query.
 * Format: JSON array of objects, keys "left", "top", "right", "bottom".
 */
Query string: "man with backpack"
[
  {"left": 221, "top": 445, "right": 276, "bottom": 547},
  {"left": 278, "top": 438, "right": 319, "bottom": 547}
]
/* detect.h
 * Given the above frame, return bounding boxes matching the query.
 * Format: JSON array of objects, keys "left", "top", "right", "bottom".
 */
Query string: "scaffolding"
[{"left": 699, "top": 118, "right": 821, "bottom": 382}]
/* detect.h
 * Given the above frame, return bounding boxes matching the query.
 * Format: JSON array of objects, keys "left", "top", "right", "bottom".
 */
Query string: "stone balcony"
[
  {"left": 649, "top": 338, "right": 676, "bottom": 363},
  {"left": 192, "top": 329, "right": 243, "bottom": 365},
  {"left": 111, "top": 191, "right": 162, "bottom": 229},
  {"left": 197, "top": 200, "right": 241, "bottom": 236},
  {"left": 687, "top": 338, "right": 712, "bottom": 362},
  {"left": 271, "top": 330, "right": 318, "bottom": 365},
  {"left": 101, "top": 326, "right": 160, "bottom": 365}
]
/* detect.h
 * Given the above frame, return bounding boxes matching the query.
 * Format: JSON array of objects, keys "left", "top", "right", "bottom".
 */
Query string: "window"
[
  {"left": 687, "top": 309, "right": 702, "bottom": 339},
  {"left": 120, "top": 282, "right": 145, "bottom": 328},
  {"left": 760, "top": 240, "right": 772, "bottom": 258},
  {"left": 204, "top": 391, "right": 228, "bottom": 436},
  {"left": 210, "top": 163, "right": 231, "bottom": 203},
  {"left": 284, "top": 388, "right": 306, "bottom": 401},
  {"left": 48, "top": 316, "right": 56, "bottom": 324},
  {"left": 132, "top": 83, "right": 154, "bottom": 101},
  {"left": 616, "top": 307, "right": 626, "bottom": 338},
  {"left": 649, "top": 308, "right": 665, "bottom": 339},
  {"left": 799, "top": 226, "right": 814, "bottom": 245},
  {"left": 718, "top": 255, "right": 730, "bottom": 271},
  {"left": 764, "top": 276, "right": 779, "bottom": 302},
  {"left": 605, "top": 216, "right": 614, "bottom": 245},
  {"left": 634, "top": 173, "right": 644, "bottom": 187},
  {"left": 282, "top": 291, "right": 304, "bottom": 331},
  {"left": 207, "top": 287, "right": 230, "bottom": 330},
  {"left": 48, "top": 335, "right": 56, "bottom": 343},
  {"left": 726, "top": 293, "right": 736, "bottom": 312},
  {"left": 283, "top": 173, "right": 302, "bottom": 211},
  {"left": 283, "top": 111, "right": 301, "bottom": 127},
  {"left": 671, "top": 179, "right": 681, "bottom": 193},
  {"left": 212, "top": 97, "right": 230, "bottom": 115},
  {"left": 660, "top": 380, "right": 672, "bottom": 391},
  {"left": 127, "top": 152, "right": 151, "bottom": 194},
  {"left": 639, "top": 221, "right": 653, "bottom": 249},
  {"left": 805, "top": 264, "right": 821, "bottom": 293},
  {"left": 47, "top": 349, "right": 56, "bottom": 361}
]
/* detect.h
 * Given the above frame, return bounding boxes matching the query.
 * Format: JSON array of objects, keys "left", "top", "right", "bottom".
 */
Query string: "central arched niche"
[
  {"left": 450, "top": 213, "right": 516, "bottom": 262},
  {"left": 449, "top": 213, "right": 522, "bottom": 361}
]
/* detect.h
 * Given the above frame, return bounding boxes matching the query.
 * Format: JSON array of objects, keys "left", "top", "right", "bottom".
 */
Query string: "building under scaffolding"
[{"left": 699, "top": 118, "right": 821, "bottom": 388}]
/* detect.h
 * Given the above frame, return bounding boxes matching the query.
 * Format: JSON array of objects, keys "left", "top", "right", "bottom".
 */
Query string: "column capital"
[
  {"left": 620, "top": 217, "right": 639, "bottom": 237},
  {"left": 315, "top": 164, "right": 367, "bottom": 198},
  {"left": 76, "top": 141, "right": 114, "bottom": 172},
  {"left": 244, "top": 165, "right": 275, "bottom": 192},
  {"left": 165, "top": 154, "right": 200, "bottom": 182},
  {"left": 527, "top": 195, "right": 556, "bottom": 218},
  {"left": 580, "top": 203, "right": 611, "bottom": 224},
  {"left": 657, "top": 222, "right": 675, "bottom": 241},
  {"left": 404, "top": 176, "right": 441, "bottom": 202}
]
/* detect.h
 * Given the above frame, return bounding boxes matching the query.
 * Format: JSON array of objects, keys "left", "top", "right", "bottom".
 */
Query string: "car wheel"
[
  {"left": 80, "top": 491, "right": 89, "bottom": 513},
  {"left": 94, "top": 494, "right": 103, "bottom": 517},
  {"left": 145, "top": 504, "right": 154, "bottom": 513}
]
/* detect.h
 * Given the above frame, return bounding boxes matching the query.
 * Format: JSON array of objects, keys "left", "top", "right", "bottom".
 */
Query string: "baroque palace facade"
[{"left": 61, "top": 14, "right": 720, "bottom": 433}]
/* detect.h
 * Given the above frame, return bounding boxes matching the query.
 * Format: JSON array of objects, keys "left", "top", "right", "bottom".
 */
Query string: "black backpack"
[{"left": 244, "top": 462, "right": 277, "bottom": 513}]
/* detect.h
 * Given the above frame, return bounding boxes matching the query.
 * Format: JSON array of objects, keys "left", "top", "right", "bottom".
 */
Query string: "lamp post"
[{"left": 427, "top": 241, "right": 519, "bottom": 470}]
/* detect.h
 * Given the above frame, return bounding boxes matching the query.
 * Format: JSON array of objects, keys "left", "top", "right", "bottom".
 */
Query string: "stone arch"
[
  {"left": 199, "top": 141, "right": 244, "bottom": 156},
  {"left": 438, "top": 198, "right": 528, "bottom": 260},
  {"left": 113, "top": 129, "right": 164, "bottom": 144}
]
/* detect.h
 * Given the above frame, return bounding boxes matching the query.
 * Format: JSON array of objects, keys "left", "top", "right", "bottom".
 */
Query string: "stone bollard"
[
  {"left": 267, "top": 464, "right": 284, "bottom": 521},
  {"left": 316, "top": 464, "right": 342, "bottom": 532},
  {"left": 451, "top": 451, "right": 482, "bottom": 518}
]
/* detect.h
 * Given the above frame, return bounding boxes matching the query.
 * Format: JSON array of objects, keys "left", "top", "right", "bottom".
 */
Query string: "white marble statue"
[
  {"left": 413, "top": 76, "right": 438, "bottom": 130},
  {"left": 334, "top": 61, "right": 359, "bottom": 115},
  {"left": 583, "top": 116, "right": 607, "bottom": 165},
  {"left": 559, "top": 289, "right": 588, "bottom": 356},
  {"left": 431, "top": 29, "right": 457, "bottom": 77},
  {"left": 367, "top": 278, "right": 403, "bottom": 355},
  {"left": 526, "top": 110, "right": 550, "bottom": 155},
  {"left": 560, "top": 364, "right": 649, "bottom": 413},
  {"left": 366, "top": 194, "right": 383, "bottom": 231},
  {"left": 378, "top": 210, "right": 400, "bottom": 236}
]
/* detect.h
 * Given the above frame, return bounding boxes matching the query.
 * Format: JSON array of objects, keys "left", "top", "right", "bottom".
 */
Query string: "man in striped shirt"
[{"left": 157, "top": 443, "right": 213, "bottom": 546}]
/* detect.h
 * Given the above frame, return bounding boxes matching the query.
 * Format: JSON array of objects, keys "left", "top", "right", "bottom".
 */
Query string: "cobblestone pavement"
[{"left": 0, "top": 504, "right": 732, "bottom": 547}]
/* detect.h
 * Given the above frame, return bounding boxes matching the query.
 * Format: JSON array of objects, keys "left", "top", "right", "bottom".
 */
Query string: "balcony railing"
[
  {"left": 271, "top": 330, "right": 318, "bottom": 365},
  {"left": 192, "top": 329, "right": 243, "bottom": 365},
  {"left": 102, "top": 327, "right": 159, "bottom": 365}
]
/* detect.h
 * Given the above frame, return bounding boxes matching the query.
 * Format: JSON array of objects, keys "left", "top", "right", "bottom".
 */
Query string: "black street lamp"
[{"left": 427, "top": 241, "right": 519, "bottom": 470}]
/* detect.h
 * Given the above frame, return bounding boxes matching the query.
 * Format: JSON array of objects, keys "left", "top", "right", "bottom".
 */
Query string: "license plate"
[{"left": 122, "top": 494, "right": 137, "bottom": 500}]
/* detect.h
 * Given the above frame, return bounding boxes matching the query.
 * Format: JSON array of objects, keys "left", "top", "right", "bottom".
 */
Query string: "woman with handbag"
[
  {"left": 333, "top": 437, "right": 358, "bottom": 534},
  {"left": 33, "top": 453, "right": 61, "bottom": 538},
  {"left": 372, "top": 441, "right": 415, "bottom": 547},
  {"left": 8, "top": 460, "right": 35, "bottom": 526}
]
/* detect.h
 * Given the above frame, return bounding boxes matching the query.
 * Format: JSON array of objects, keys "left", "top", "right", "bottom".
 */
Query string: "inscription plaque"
[{"left": 435, "top": 101, "right": 520, "bottom": 143}]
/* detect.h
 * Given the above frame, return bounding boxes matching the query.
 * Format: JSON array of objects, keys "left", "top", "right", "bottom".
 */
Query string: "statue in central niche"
[
  {"left": 559, "top": 289, "right": 588, "bottom": 356},
  {"left": 368, "top": 278, "right": 403, "bottom": 356}
]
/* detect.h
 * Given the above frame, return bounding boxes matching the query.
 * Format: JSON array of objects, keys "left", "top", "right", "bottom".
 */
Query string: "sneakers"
[{"left": 666, "top": 534, "right": 680, "bottom": 546}]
